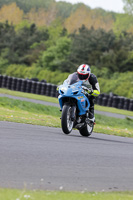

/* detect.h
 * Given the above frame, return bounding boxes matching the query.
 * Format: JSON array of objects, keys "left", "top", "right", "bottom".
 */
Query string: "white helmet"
[{"left": 77, "top": 64, "right": 91, "bottom": 80}]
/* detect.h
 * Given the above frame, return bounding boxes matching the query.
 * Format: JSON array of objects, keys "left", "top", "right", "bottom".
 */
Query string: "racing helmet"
[{"left": 77, "top": 64, "right": 91, "bottom": 80}]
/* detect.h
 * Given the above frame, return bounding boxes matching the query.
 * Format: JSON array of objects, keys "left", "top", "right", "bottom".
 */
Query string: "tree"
[
  {"left": 113, "top": 13, "right": 133, "bottom": 34},
  {"left": 56, "top": 1, "right": 73, "bottom": 19},
  {"left": 123, "top": 0, "right": 133, "bottom": 15},
  {"left": 45, "top": 20, "right": 67, "bottom": 47},
  {"left": 0, "top": 21, "right": 15, "bottom": 53},
  {"left": 26, "top": 3, "right": 57, "bottom": 27},
  {"left": 64, "top": 5, "right": 114, "bottom": 33},
  {"left": 40, "top": 37, "right": 71, "bottom": 71},
  {"left": 0, "top": 3, "right": 23, "bottom": 24},
  {"left": 0, "top": 0, "right": 55, "bottom": 13},
  {"left": 68, "top": 24, "right": 133, "bottom": 73},
  {"left": 0, "top": 23, "right": 49, "bottom": 65},
  {"left": 68, "top": 25, "right": 115, "bottom": 68}
]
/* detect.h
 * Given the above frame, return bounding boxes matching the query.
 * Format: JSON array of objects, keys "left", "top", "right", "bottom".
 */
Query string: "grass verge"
[
  {"left": 0, "top": 97, "right": 132, "bottom": 137},
  {"left": 0, "top": 88, "right": 133, "bottom": 117},
  {"left": 0, "top": 188, "right": 133, "bottom": 200},
  {"left": 0, "top": 88, "right": 58, "bottom": 103}
]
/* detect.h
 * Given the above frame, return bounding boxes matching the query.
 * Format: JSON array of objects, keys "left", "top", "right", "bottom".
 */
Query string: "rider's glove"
[{"left": 91, "top": 89, "right": 100, "bottom": 96}]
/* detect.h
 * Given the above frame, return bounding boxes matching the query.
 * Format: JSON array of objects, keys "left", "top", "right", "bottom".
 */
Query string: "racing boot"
[{"left": 89, "top": 106, "right": 95, "bottom": 123}]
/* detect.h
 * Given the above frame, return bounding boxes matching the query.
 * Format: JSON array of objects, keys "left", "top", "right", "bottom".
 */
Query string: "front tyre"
[
  {"left": 79, "top": 123, "right": 94, "bottom": 137},
  {"left": 61, "top": 104, "right": 74, "bottom": 134}
]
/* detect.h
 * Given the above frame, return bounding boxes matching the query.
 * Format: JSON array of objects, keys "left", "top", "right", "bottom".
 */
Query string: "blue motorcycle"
[{"left": 58, "top": 72, "right": 94, "bottom": 137}]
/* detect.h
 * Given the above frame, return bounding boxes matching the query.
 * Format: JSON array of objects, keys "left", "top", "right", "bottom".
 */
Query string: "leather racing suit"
[{"left": 82, "top": 73, "right": 100, "bottom": 120}]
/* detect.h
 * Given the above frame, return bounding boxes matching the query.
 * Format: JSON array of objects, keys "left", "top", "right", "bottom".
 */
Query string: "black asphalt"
[
  {"left": 0, "top": 94, "right": 133, "bottom": 119},
  {"left": 0, "top": 121, "right": 133, "bottom": 191}
]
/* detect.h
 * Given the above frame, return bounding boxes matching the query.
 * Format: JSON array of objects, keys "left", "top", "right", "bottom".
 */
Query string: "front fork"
[{"left": 70, "top": 105, "right": 76, "bottom": 121}]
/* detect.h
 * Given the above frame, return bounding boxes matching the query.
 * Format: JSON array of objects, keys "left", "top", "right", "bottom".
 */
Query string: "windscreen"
[{"left": 66, "top": 72, "right": 79, "bottom": 85}]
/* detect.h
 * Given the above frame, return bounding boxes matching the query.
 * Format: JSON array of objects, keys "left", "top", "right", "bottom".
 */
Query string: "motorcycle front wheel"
[
  {"left": 79, "top": 123, "right": 94, "bottom": 137},
  {"left": 61, "top": 104, "right": 74, "bottom": 134}
]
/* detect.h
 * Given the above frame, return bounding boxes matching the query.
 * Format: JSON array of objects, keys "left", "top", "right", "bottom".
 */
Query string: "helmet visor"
[{"left": 78, "top": 73, "right": 89, "bottom": 80}]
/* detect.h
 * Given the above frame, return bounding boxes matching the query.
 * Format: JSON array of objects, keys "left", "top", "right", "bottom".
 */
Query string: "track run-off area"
[
  {"left": 0, "top": 93, "right": 133, "bottom": 119},
  {"left": 0, "top": 121, "right": 133, "bottom": 192}
]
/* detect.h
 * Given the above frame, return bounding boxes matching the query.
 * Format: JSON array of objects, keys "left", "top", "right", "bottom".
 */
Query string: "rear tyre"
[
  {"left": 79, "top": 123, "right": 94, "bottom": 137},
  {"left": 61, "top": 104, "right": 74, "bottom": 134}
]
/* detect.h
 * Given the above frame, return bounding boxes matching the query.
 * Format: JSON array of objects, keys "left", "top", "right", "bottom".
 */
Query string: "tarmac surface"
[{"left": 0, "top": 121, "right": 133, "bottom": 191}]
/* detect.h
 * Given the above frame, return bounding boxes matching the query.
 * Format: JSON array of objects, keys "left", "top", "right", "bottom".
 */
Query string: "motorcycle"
[{"left": 58, "top": 72, "right": 94, "bottom": 137}]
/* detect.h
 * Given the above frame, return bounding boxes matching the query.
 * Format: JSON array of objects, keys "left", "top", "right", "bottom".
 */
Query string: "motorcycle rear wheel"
[
  {"left": 61, "top": 104, "right": 74, "bottom": 134},
  {"left": 79, "top": 123, "right": 93, "bottom": 137}
]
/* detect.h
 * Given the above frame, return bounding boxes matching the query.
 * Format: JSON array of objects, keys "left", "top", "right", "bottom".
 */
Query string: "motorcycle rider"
[{"left": 77, "top": 64, "right": 100, "bottom": 122}]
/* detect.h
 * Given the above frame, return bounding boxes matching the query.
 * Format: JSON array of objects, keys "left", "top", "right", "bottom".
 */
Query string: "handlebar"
[{"left": 82, "top": 86, "right": 93, "bottom": 94}]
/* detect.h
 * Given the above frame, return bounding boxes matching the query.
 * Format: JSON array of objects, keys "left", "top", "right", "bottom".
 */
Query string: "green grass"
[
  {"left": 0, "top": 97, "right": 133, "bottom": 137},
  {"left": 0, "top": 97, "right": 60, "bottom": 117},
  {"left": 0, "top": 88, "right": 58, "bottom": 103},
  {"left": 0, "top": 88, "right": 133, "bottom": 117},
  {"left": 0, "top": 188, "right": 133, "bottom": 200},
  {"left": 94, "top": 114, "right": 133, "bottom": 137},
  {"left": 0, "top": 97, "right": 61, "bottom": 127},
  {"left": 95, "top": 104, "right": 133, "bottom": 117}
]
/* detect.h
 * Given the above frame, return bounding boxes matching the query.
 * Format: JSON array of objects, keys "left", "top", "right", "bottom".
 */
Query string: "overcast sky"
[{"left": 55, "top": 0, "right": 125, "bottom": 13}]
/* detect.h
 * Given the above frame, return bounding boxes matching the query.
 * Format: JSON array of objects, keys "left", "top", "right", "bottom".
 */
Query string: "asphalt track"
[
  {"left": 0, "top": 93, "right": 133, "bottom": 119},
  {"left": 0, "top": 121, "right": 133, "bottom": 191}
]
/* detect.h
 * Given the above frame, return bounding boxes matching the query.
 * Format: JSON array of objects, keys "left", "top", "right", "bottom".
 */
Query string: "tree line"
[
  {"left": 0, "top": 0, "right": 133, "bottom": 98},
  {"left": 0, "top": 22, "right": 133, "bottom": 73},
  {"left": 1, "top": 0, "right": 133, "bottom": 33},
  {"left": 0, "top": 21, "right": 133, "bottom": 98}
]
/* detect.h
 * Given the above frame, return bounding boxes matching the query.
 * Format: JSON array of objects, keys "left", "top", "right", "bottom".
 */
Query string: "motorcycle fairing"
[{"left": 58, "top": 80, "right": 90, "bottom": 116}]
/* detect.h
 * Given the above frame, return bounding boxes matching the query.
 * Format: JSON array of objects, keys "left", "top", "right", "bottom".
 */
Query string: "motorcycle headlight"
[{"left": 60, "top": 87, "right": 67, "bottom": 94}]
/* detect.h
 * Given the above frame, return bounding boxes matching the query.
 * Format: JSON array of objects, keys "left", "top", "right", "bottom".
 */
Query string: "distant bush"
[
  {"left": 5, "top": 64, "right": 69, "bottom": 84},
  {"left": 99, "top": 71, "right": 133, "bottom": 98},
  {"left": 37, "top": 69, "right": 69, "bottom": 85},
  {"left": 0, "top": 57, "right": 9, "bottom": 74}
]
